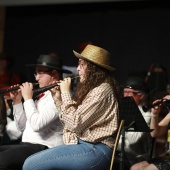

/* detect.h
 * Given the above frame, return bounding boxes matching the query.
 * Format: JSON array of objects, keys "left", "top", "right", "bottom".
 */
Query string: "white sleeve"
[
  {"left": 13, "top": 102, "right": 27, "bottom": 131},
  {"left": 6, "top": 117, "right": 22, "bottom": 140}
]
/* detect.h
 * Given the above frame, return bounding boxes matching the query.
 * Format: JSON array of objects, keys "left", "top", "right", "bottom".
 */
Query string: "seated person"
[
  {"left": 0, "top": 54, "right": 72, "bottom": 170},
  {"left": 2, "top": 97, "right": 22, "bottom": 145},
  {"left": 0, "top": 95, "right": 7, "bottom": 144},
  {"left": 115, "top": 76, "right": 152, "bottom": 169},
  {"left": 0, "top": 52, "right": 22, "bottom": 144},
  {"left": 130, "top": 95, "right": 170, "bottom": 170}
]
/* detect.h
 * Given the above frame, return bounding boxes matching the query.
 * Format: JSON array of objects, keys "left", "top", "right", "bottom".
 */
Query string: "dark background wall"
[{"left": 3, "top": 0, "right": 170, "bottom": 85}]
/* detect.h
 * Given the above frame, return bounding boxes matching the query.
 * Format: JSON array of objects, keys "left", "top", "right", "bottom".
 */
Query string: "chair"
[{"left": 110, "top": 119, "right": 125, "bottom": 170}]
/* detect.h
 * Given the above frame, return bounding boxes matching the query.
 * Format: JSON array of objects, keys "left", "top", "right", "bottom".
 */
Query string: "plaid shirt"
[{"left": 59, "top": 82, "right": 119, "bottom": 148}]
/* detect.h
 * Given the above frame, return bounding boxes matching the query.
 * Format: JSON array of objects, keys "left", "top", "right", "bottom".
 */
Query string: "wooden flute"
[
  {"left": 0, "top": 76, "right": 80, "bottom": 95},
  {"left": 33, "top": 76, "right": 80, "bottom": 95}
]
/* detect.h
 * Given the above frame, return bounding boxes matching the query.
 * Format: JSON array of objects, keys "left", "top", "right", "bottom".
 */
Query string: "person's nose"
[
  {"left": 35, "top": 76, "right": 40, "bottom": 81},
  {"left": 77, "top": 65, "right": 80, "bottom": 72}
]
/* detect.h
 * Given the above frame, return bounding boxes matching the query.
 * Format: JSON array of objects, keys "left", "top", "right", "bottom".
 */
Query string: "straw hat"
[
  {"left": 73, "top": 44, "right": 115, "bottom": 71},
  {"left": 26, "top": 54, "right": 72, "bottom": 74}
]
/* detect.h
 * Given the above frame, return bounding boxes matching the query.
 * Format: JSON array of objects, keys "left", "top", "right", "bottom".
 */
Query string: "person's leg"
[
  {"left": 0, "top": 143, "right": 47, "bottom": 170},
  {"left": 23, "top": 139, "right": 112, "bottom": 170}
]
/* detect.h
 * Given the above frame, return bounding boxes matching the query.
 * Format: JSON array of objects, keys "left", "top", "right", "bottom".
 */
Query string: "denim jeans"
[{"left": 23, "top": 139, "right": 112, "bottom": 170}]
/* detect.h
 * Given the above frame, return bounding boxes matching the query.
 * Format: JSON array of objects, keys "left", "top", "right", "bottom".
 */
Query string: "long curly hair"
[{"left": 73, "top": 60, "right": 120, "bottom": 108}]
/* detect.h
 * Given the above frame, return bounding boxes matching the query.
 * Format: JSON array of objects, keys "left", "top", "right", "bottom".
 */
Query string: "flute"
[
  {"left": 33, "top": 76, "right": 80, "bottom": 95},
  {"left": 142, "top": 99, "right": 170, "bottom": 112},
  {"left": 0, "top": 83, "right": 39, "bottom": 95},
  {"left": 0, "top": 76, "right": 80, "bottom": 95}
]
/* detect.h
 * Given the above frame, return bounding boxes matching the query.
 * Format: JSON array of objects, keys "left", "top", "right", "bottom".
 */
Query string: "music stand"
[{"left": 119, "top": 97, "right": 151, "bottom": 170}]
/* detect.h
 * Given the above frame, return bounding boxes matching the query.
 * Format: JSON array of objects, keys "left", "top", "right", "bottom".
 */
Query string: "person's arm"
[
  {"left": 6, "top": 117, "right": 22, "bottom": 140},
  {"left": 150, "top": 116, "right": 168, "bottom": 138},
  {"left": 150, "top": 109, "right": 161, "bottom": 137},
  {"left": 9, "top": 85, "right": 27, "bottom": 131},
  {"left": 50, "top": 81, "right": 62, "bottom": 107},
  {"left": 13, "top": 102, "right": 27, "bottom": 131},
  {"left": 159, "top": 112, "right": 170, "bottom": 127},
  {"left": 150, "top": 97, "right": 168, "bottom": 137},
  {"left": 12, "top": 82, "right": 60, "bottom": 132},
  {"left": 24, "top": 91, "right": 60, "bottom": 131},
  {"left": 59, "top": 82, "right": 117, "bottom": 133},
  {"left": 158, "top": 95, "right": 170, "bottom": 127}
]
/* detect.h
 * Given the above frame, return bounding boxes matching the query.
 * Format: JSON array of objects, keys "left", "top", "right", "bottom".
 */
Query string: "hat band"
[{"left": 37, "top": 61, "right": 62, "bottom": 69}]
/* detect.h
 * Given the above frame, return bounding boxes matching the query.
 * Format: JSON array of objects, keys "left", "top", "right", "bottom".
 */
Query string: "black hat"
[
  {"left": 26, "top": 54, "right": 72, "bottom": 74},
  {"left": 123, "top": 76, "right": 147, "bottom": 92}
]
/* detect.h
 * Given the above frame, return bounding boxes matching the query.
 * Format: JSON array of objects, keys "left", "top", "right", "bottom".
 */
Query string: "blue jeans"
[{"left": 23, "top": 139, "right": 112, "bottom": 170}]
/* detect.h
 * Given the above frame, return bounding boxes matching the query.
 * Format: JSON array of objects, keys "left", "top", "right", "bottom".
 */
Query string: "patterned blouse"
[{"left": 58, "top": 82, "right": 119, "bottom": 148}]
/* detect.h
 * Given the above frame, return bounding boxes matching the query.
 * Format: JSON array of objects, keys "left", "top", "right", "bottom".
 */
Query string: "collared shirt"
[
  {"left": 59, "top": 82, "right": 119, "bottom": 148},
  {"left": 13, "top": 91, "right": 64, "bottom": 148}
]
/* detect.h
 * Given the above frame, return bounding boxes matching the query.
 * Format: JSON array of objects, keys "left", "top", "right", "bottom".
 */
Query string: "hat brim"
[
  {"left": 73, "top": 50, "right": 115, "bottom": 71},
  {"left": 26, "top": 64, "right": 72, "bottom": 74},
  {"left": 122, "top": 84, "right": 148, "bottom": 93}
]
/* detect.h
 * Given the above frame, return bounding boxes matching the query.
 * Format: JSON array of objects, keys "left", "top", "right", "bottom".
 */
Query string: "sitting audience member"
[
  {"left": 2, "top": 97, "right": 22, "bottom": 145},
  {"left": 0, "top": 52, "right": 22, "bottom": 145},
  {"left": 0, "top": 54, "right": 72, "bottom": 170},
  {"left": 0, "top": 95, "right": 7, "bottom": 144},
  {"left": 115, "top": 76, "right": 152, "bottom": 169},
  {"left": 130, "top": 95, "right": 170, "bottom": 170},
  {"left": 23, "top": 44, "right": 119, "bottom": 170}
]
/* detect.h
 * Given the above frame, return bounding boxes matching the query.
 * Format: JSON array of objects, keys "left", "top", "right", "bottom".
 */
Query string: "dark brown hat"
[
  {"left": 124, "top": 76, "right": 147, "bottom": 92},
  {"left": 26, "top": 54, "right": 72, "bottom": 74}
]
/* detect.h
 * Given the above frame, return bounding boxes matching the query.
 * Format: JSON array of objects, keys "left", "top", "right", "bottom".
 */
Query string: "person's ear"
[
  {"left": 52, "top": 70, "right": 60, "bottom": 80},
  {"left": 139, "top": 93, "right": 144, "bottom": 100}
]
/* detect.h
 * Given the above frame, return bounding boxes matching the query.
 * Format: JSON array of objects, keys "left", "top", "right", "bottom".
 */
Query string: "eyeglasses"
[
  {"left": 123, "top": 90, "right": 141, "bottom": 96},
  {"left": 34, "top": 71, "right": 51, "bottom": 78}
]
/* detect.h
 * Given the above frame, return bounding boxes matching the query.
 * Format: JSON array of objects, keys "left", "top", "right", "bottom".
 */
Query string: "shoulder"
[
  {"left": 37, "top": 91, "right": 54, "bottom": 104},
  {"left": 93, "top": 82, "right": 112, "bottom": 93},
  {"left": 90, "top": 83, "right": 113, "bottom": 99}
]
